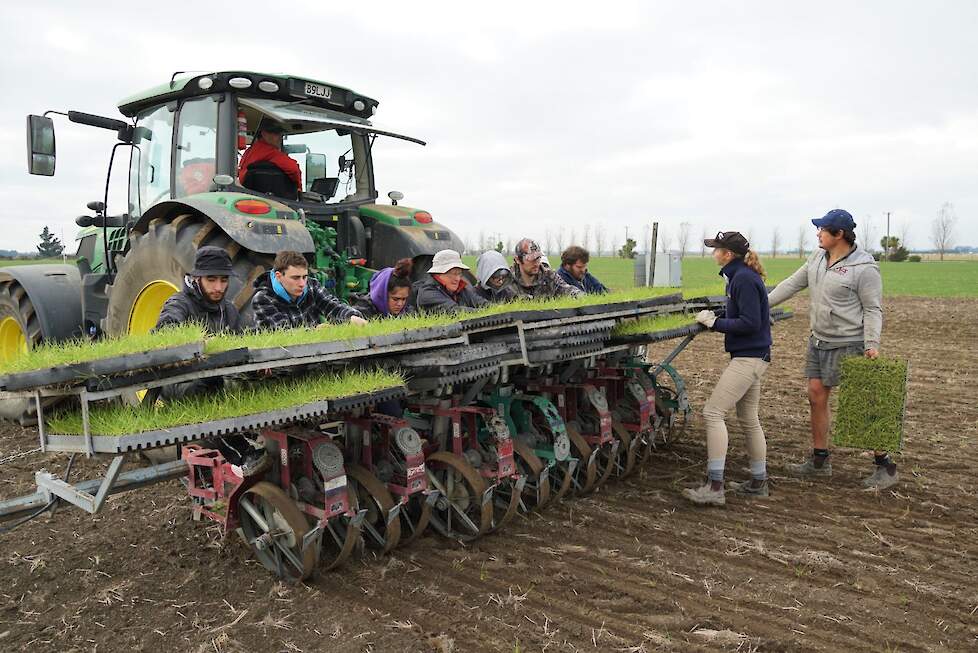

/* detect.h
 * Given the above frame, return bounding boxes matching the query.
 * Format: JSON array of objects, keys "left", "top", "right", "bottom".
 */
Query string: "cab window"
[
  {"left": 129, "top": 104, "right": 174, "bottom": 217},
  {"left": 174, "top": 97, "right": 219, "bottom": 198}
]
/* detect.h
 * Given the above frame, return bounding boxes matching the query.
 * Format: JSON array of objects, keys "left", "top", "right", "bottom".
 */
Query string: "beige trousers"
[{"left": 702, "top": 357, "right": 769, "bottom": 476}]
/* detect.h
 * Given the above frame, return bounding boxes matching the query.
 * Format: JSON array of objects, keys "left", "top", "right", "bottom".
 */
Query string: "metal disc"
[
  {"left": 394, "top": 427, "right": 423, "bottom": 456},
  {"left": 312, "top": 441, "right": 345, "bottom": 478}
]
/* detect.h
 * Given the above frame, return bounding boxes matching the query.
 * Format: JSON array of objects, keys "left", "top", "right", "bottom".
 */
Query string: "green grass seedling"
[
  {"left": 833, "top": 356, "right": 909, "bottom": 452},
  {"left": 0, "top": 324, "right": 206, "bottom": 375},
  {"left": 48, "top": 369, "right": 405, "bottom": 436}
]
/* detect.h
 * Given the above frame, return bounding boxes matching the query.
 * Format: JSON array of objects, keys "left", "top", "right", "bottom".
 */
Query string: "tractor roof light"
[
  {"left": 414, "top": 211, "right": 433, "bottom": 224},
  {"left": 228, "top": 77, "right": 252, "bottom": 89},
  {"left": 234, "top": 199, "right": 271, "bottom": 215},
  {"left": 197, "top": 77, "right": 214, "bottom": 90},
  {"left": 258, "top": 80, "right": 279, "bottom": 93},
  {"left": 353, "top": 99, "right": 366, "bottom": 112}
]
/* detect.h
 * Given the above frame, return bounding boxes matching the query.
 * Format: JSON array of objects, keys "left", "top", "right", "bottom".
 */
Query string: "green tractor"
[{"left": 2, "top": 71, "right": 464, "bottom": 422}]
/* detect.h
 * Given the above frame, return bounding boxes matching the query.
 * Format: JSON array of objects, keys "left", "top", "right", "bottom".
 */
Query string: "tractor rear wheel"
[
  {"left": 0, "top": 279, "right": 51, "bottom": 425},
  {"left": 103, "top": 214, "right": 273, "bottom": 337}
]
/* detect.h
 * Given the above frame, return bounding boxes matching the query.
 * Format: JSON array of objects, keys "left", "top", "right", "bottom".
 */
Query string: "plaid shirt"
[{"left": 251, "top": 274, "right": 362, "bottom": 330}]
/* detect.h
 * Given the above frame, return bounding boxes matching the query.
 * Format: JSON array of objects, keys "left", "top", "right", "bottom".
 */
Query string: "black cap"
[
  {"left": 191, "top": 246, "right": 233, "bottom": 277},
  {"left": 703, "top": 231, "right": 750, "bottom": 257},
  {"left": 256, "top": 119, "right": 287, "bottom": 136}
]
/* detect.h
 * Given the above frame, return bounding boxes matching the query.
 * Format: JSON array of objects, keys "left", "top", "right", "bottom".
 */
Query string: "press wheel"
[
  {"left": 347, "top": 465, "right": 402, "bottom": 554},
  {"left": 512, "top": 439, "right": 551, "bottom": 512},
  {"left": 238, "top": 481, "right": 316, "bottom": 583},
  {"left": 565, "top": 426, "right": 599, "bottom": 495},
  {"left": 611, "top": 421, "right": 638, "bottom": 479},
  {"left": 426, "top": 451, "right": 491, "bottom": 542}
]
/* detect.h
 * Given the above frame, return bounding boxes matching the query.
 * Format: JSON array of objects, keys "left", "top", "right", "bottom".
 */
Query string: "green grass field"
[
  {"left": 464, "top": 254, "right": 978, "bottom": 298},
  {"left": 0, "top": 258, "right": 68, "bottom": 267}
]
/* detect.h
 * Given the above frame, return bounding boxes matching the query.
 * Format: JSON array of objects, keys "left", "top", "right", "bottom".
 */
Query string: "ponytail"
[
  {"left": 389, "top": 258, "right": 414, "bottom": 291},
  {"left": 743, "top": 249, "right": 766, "bottom": 280}
]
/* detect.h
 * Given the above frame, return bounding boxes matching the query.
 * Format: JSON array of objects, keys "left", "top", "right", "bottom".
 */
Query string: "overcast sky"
[{"left": 2, "top": 0, "right": 976, "bottom": 256}]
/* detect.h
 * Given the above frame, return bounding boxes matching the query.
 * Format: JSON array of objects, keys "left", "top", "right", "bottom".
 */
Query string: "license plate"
[{"left": 304, "top": 82, "right": 331, "bottom": 100}]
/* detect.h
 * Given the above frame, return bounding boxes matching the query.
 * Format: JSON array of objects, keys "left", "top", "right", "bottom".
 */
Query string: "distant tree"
[
  {"left": 555, "top": 227, "right": 566, "bottom": 253},
  {"left": 700, "top": 227, "right": 709, "bottom": 257},
  {"left": 568, "top": 227, "right": 577, "bottom": 251},
  {"left": 797, "top": 224, "right": 807, "bottom": 258},
  {"left": 581, "top": 224, "right": 591, "bottom": 252},
  {"left": 495, "top": 241, "right": 504, "bottom": 252},
  {"left": 880, "top": 236, "right": 909, "bottom": 262},
  {"left": 898, "top": 220, "right": 912, "bottom": 251},
  {"left": 931, "top": 202, "right": 957, "bottom": 261},
  {"left": 658, "top": 228, "right": 672, "bottom": 254},
  {"left": 770, "top": 227, "right": 781, "bottom": 258},
  {"left": 542, "top": 229, "right": 553, "bottom": 255},
  {"left": 677, "top": 222, "right": 691, "bottom": 259},
  {"left": 860, "top": 216, "right": 877, "bottom": 254},
  {"left": 37, "top": 226, "right": 64, "bottom": 258},
  {"left": 594, "top": 226, "right": 606, "bottom": 257},
  {"left": 618, "top": 238, "right": 637, "bottom": 259}
]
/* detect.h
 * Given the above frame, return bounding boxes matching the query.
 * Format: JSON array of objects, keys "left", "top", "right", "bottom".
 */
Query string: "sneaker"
[
  {"left": 863, "top": 465, "right": 899, "bottom": 490},
  {"left": 786, "top": 456, "right": 832, "bottom": 478},
  {"left": 682, "top": 482, "right": 725, "bottom": 506},
  {"left": 728, "top": 479, "right": 770, "bottom": 498}
]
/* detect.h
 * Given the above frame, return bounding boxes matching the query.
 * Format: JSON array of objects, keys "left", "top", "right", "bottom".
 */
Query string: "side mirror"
[
  {"left": 26, "top": 115, "right": 56, "bottom": 176},
  {"left": 305, "top": 153, "right": 326, "bottom": 191}
]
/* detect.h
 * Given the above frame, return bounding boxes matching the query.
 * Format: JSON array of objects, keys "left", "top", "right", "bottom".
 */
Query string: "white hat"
[
  {"left": 539, "top": 253, "right": 551, "bottom": 268},
  {"left": 428, "top": 249, "right": 469, "bottom": 274}
]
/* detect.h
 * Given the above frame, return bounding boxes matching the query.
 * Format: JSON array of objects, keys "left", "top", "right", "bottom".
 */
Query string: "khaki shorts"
[{"left": 804, "top": 337, "right": 864, "bottom": 387}]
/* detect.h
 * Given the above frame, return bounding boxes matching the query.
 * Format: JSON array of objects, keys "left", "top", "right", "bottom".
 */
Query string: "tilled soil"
[{"left": 0, "top": 296, "right": 976, "bottom": 652}]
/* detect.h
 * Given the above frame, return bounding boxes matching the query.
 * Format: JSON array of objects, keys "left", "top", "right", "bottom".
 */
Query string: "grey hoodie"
[
  {"left": 475, "top": 250, "right": 518, "bottom": 302},
  {"left": 768, "top": 245, "right": 882, "bottom": 350}
]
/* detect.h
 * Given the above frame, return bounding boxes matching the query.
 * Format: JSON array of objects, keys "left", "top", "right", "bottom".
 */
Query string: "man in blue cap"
[{"left": 767, "top": 209, "right": 895, "bottom": 489}]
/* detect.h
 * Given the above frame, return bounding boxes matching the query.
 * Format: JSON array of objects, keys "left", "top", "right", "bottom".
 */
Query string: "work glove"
[{"left": 695, "top": 310, "right": 717, "bottom": 328}]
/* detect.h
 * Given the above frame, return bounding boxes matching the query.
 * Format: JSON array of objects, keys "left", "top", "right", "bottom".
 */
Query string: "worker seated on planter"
[
  {"left": 153, "top": 247, "right": 264, "bottom": 475},
  {"left": 156, "top": 246, "right": 244, "bottom": 334},
  {"left": 413, "top": 249, "right": 488, "bottom": 313},
  {"left": 238, "top": 120, "right": 302, "bottom": 199},
  {"left": 557, "top": 245, "right": 608, "bottom": 295},
  {"left": 251, "top": 251, "right": 367, "bottom": 330},
  {"left": 352, "top": 258, "right": 415, "bottom": 319},
  {"left": 510, "top": 238, "right": 583, "bottom": 300},
  {"left": 475, "top": 250, "right": 518, "bottom": 303}
]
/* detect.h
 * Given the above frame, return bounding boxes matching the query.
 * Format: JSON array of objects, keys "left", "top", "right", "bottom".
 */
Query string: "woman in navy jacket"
[{"left": 683, "top": 231, "right": 773, "bottom": 506}]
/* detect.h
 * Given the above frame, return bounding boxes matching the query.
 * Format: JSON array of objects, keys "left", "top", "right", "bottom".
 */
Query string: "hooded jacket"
[
  {"left": 768, "top": 245, "right": 882, "bottom": 350},
  {"left": 251, "top": 271, "right": 362, "bottom": 330},
  {"left": 510, "top": 263, "right": 583, "bottom": 300},
  {"left": 351, "top": 267, "right": 416, "bottom": 319},
  {"left": 155, "top": 276, "right": 243, "bottom": 334},
  {"left": 413, "top": 275, "right": 488, "bottom": 314},
  {"left": 475, "top": 251, "right": 518, "bottom": 303}
]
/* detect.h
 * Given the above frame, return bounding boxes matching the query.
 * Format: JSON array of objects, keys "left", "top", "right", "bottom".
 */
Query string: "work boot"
[
  {"left": 728, "top": 478, "right": 770, "bottom": 498},
  {"left": 786, "top": 456, "right": 832, "bottom": 478},
  {"left": 682, "top": 482, "right": 725, "bottom": 506},
  {"left": 863, "top": 464, "right": 899, "bottom": 490}
]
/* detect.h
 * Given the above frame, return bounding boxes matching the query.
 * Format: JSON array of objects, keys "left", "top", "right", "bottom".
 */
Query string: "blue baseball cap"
[{"left": 812, "top": 209, "right": 856, "bottom": 231}]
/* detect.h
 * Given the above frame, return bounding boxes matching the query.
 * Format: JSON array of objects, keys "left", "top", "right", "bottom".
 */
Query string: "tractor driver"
[{"left": 237, "top": 120, "right": 302, "bottom": 194}]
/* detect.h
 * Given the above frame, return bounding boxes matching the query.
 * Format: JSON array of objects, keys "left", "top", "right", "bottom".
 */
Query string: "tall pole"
[
  {"left": 647, "top": 222, "right": 659, "bottom": 287},
  {"left": 885, "top": 211, "right": 891, "bottom": 261}
]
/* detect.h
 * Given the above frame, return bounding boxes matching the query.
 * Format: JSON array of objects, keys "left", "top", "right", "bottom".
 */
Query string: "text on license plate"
[{"left": 304, "top": 82, "right": 331, "bottom": 99}]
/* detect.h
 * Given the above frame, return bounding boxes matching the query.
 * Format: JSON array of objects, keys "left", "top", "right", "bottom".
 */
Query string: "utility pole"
[
  {"left": 647, "top": 222, "right": 659, "bottom": 287},
  {"left": 885, "top": 211, "right": 891, "bottom": 261}
]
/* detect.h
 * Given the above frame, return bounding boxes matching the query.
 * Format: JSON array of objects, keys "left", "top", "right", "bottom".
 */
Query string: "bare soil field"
[{"left": 0, "top": 296, "right": 976, "bottom": 652}]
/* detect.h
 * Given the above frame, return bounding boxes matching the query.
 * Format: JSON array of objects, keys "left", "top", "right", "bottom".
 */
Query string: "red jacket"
[{"left": 237, "top": 140, "right": 302, "bottom": 190}]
